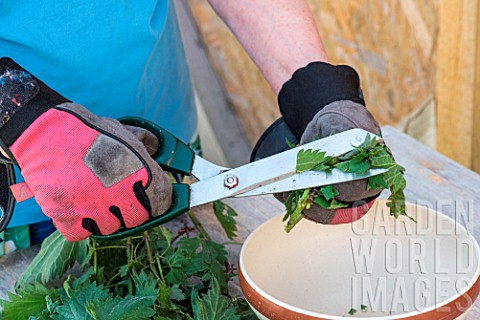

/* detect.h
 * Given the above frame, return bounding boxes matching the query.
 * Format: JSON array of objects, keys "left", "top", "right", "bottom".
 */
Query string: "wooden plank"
[
  {"left": 436, "top": 0, "right": 480, "bottom": 172},
  {"left": 399, "top": 0, "right": 433, "bottom": 59},
  {"left": 0, "top": 245, "right": 40, "bottom": 301}
]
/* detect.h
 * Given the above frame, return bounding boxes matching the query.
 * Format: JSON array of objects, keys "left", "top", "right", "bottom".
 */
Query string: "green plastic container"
[{"left": 0, "top": 225, "right": 30, "bottom": 256}]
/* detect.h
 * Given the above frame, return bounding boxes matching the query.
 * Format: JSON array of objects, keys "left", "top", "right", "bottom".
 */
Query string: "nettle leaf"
[
  {"left": 296, "top": 149, "right": 332, "bottom": 173},
  {"left": 383, "top": 165, "right": 407, "bottom": 193},
  {"left": 312, "top": 162, "right": 331, "bottom": 172},
  {"left": 86, "top": 272, "right": 158, "bottom": 320},
  {"left": 17, "top": 231, "right": 89, "bottom": 286},
  {"left": 313, "top": 194, "right": 330, "bottom": 208},
  {"left": 176, "top": 237, "right": 202, "bottom": 256},
  {"left": 86, "top": 295, "right": 156, "bottom": 320},
  {"left": 334, "top": 161, "right": 350, "bottom": 172},
  {"left": 133, "top": 271, "right": 158, "bottom": 297},
  {"left": 369, "top": 149, "right": 396, "bottom": 168},
  {"left": 192, "top": 278, "right": 240, "bottom": 320},
  {"left": 285, "top": 138, "right": 297, "bottom": 149},
  {"left": 157, "top": 283, "right": 172, "bottom": 309},
  {"left": 213, "top": 201, "right": 238, "bottom": 240},
  {"left": 329, "top": 198, "right": 349, "bottom": 209},
  {"left": 52, "top": 280, "right": 109, "bottom": 320},
  {"left": 1, "top": 283, "right": 59, "bottom": 320},
  {"left": 186, "top": 240, "right": 229, "bottom": 291},
  {"left": 345, "top": 156, "right": 370, "bottom": 173},
  {"left": 285, "top": 134, "right": 412, "bottom": 231},
  {"left": 233, "top": 297, "right": 258, "bottom": 320},
  {"left": 387, "top": 190, "right": 408, "bottom": 219},
  {"left": 319, "top": 185, "right": 338, "bottom": 201},
  {"left": 367, "top": 174, "right": 389, "bottom": 190},
  {"left": 357, "top": 133, "right": 376, "bottom": 149},
  {"left": 164, "top": 238, "right": 200, "bottom": 285},
  {"left": 170, "top": 284, "right": 186, "bottom": 301},
  {"left": 314, "top": 188, "right": 348, "bottom": 210}
]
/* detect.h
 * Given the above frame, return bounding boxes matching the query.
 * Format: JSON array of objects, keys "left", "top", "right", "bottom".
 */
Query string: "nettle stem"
[
  {"left": 126, "top": 237, "right": 133, "bottom": 262},
  {"left": 93, "top": 242, "right": 98, "bottom": 274},
  {"left": 187, "top": 210, "right": 212, "bottom": 241},
  {"left": 143, "top": 231, "right": 160, "bottom": 280}
]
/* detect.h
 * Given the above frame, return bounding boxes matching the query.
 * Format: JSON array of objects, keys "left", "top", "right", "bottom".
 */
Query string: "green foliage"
[
  {"left": 85, "top": 272, "right": 158, "bottom": 320},
  {"left": 284, "top": 188, "right": 311, "bottom": 232},
  {"left": 192, "top": 278, "right": 240, "bottom": 320},
  {"left": 213, "top": 201, "right": 238, "bottom": 240},
  {"left": 52, "top": 279, "right": 109, "bottom": 319},
  {"left": 319, "top": 185, "right": 337, "bottom": 201},
  {"left": 16, "top": 231, "right": 89, "bottom": 286},
  {"left": 296, "top": 149, "right": 333, "bottom": 173},
  {"left": 285, "top": 138, "right": 297, "bottom": 149},
  {"left": 0, "top": 283, "right": 59, "bottom": 320},
  {"left": 284, "top": 134, "right": 411, "bottom": 231},
  {"left": 2, "top": 219, "right": 256, "bottom": 319}
]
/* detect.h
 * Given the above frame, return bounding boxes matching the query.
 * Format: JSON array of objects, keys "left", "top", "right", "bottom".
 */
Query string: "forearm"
[{"left": 207, "top": 0, "right": 330, "bottom": 94}]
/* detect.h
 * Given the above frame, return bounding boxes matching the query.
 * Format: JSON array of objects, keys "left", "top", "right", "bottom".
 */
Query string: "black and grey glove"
[{"left": 251, "top": 62, "right": 382, "bottom": 224}]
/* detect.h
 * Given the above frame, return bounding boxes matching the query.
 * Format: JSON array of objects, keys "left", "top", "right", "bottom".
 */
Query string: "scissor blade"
[
  {"left": 234, "top": 168, "right": 388, "bottom": 197},
  {"left": 189, "top": 129, "right": 379, "bottom": 207},
  {"left": 191, "top": 155, "right": 230, "bottom": 180}
]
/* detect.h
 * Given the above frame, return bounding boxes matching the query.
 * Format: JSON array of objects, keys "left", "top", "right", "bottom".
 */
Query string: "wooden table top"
[{"left": 1, "top": 125, "right": 480, "bottom": 318}]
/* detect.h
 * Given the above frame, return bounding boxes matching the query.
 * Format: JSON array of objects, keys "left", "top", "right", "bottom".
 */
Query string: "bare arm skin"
[{"left": 207, "top": 0, "right": 330, "bottom": 94}]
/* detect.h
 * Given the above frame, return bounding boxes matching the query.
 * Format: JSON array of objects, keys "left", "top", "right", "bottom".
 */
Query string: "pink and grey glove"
[
  {"left": 251, "top": 62, "right": 381, "bottom": 225},
  {"left": 0, "top": 58, "right": 172, "bottom": 241}
]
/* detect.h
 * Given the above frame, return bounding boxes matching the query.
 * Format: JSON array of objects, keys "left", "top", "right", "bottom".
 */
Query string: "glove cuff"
[
  {"left": 278, "top": 61, "right": 365, "bottom": 140},
  {"left": 0, "top": 58, "right": 69, "bottom": 156}
]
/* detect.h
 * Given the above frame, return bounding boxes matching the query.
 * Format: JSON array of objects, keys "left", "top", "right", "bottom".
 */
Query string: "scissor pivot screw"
[{"left": 224, "top": 175, "right": 239, "bottom": 189}]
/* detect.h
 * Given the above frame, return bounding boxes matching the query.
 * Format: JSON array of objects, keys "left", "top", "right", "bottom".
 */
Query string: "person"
[{"left": 0, "top": 0, "right": 382, "bottom": 244}]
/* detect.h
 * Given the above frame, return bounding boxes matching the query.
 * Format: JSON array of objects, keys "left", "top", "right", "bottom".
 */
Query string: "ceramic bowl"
[{"left": 239, "top": 200, "right": 480, "bottom": 319}]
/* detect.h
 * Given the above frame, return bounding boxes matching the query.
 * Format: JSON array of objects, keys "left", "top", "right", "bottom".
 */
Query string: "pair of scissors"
[{"left": 91, "top": 117, "right": 387, "bottom": 241}]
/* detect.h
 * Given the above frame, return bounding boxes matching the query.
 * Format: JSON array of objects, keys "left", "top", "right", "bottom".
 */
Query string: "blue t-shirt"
[{"left": 0, "top": 0, "right": 197, "bottom": 226}]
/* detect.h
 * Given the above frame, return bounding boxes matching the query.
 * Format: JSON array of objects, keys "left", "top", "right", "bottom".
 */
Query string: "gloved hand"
[
  {"left": 0, "top": 58, "right": 172, "bottom": 241},
  {"left": 251, "top": 62, "right": 382, "bottom": 224}
]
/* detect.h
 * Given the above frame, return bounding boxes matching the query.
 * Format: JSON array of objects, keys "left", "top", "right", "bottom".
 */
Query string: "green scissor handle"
[
  {"left": 119, "top": 116, "right": 195, "bottom": 175},
  {"left": 91, "top": 184, "right": 190, "bottom": 241},
  {"left": 91, "top": 116, "right": 194, "bottom": 241}
]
